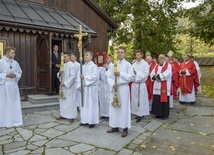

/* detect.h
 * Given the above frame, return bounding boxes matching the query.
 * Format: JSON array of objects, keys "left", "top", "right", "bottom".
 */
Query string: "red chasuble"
[
  {"left": 154, "top": 62, "right": 169, "bottom": 102},
  {"left": 146, "top": 61, "right": 156, "bottom": 101},
  {"left": 169, "top": 60, "right": 179, "bottom": 98},
  {"left": 179, "top": 61, "right": 200, "bottom": 94}
]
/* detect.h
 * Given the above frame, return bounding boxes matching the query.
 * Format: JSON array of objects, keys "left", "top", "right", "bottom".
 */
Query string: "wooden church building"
[{"left": 0, "top": 0, "right": 117, "bottom": 94}]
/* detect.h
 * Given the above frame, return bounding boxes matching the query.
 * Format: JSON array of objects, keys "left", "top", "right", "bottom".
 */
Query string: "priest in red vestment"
[
  {"left": 145, "top": 55, "right": 156, "bottom": 111},
  {"left": 167, "top": 51, "right": 180, "bottom": 108},
  {"left": 150, "top": 54, "right": 172, "bottom": 119},
  {"left": 179, "top": 54, "right": 199, "bottom": 104}
]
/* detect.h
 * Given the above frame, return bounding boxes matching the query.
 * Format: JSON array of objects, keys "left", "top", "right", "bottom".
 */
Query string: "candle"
[
  {"left": 60, "top": 52, "right": 64, "bottom": 72},
  {"left": 114, "top": 50, "right": 117, "bottom": 72}
]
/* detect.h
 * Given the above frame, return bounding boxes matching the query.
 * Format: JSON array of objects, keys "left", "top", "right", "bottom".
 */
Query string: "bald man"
[{"left": 150, "top": 54, "right": 172, "bottom": 119}]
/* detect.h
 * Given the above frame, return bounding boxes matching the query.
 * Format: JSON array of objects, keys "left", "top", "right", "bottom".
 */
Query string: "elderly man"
[{"left": 150, "top": 54, "right": 172, "bottom": 119}]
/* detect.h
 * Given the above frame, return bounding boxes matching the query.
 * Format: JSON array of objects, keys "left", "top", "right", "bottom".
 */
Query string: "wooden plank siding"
[
  {"left": 43, "top": 0, "right": 111, "bottom": 53},
  {"left": 0, "top": 29, "right": 36, "bottom": 91}
]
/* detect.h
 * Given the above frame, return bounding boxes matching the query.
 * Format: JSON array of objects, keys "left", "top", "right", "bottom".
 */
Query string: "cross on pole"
[{"left": 74, "top": 25, "right": 88, "bottom": 107}]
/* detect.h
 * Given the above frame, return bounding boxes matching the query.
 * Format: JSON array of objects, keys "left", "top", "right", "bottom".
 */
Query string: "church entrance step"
[
  {"left": 28, "top": 94, "right": 59, "bottom": 104},
  {"left": 21, "top": 101, "right": 59, "bottom": 114}
]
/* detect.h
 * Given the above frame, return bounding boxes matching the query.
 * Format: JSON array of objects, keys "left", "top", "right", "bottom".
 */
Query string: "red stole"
[
  {"left": 146, "top": 62, "right": 156, "bottom": 100},
  {"left": 154, "top": 62, "right": 168, "bottom": 102}
]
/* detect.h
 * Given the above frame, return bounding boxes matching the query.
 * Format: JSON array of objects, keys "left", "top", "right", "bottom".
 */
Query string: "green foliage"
[
  {"left": 175, "top": 17, "right": 214, "bottom": 57},
  {"left": 94, "top": 0, "right": 186, "bottom": 58},
  {"left": 95, "top": 0, "right": 213, "bottom": 58},
  {"left": 184, "top": 0, "right": 214, "bottom": 46},
  {"left": 202, "top": 84, "right": 214, "bottom": 99}
]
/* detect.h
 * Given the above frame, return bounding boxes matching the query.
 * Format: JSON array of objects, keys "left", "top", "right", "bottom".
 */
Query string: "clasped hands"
[
  {"left": 180, "top": 69, "right": 186, "bottom": 74},
  {"left": 7, "top": 73, "right": 16, "bottom": 78},
  {"left": 152, "top": 74, "right": 161, "bottom": 82}
]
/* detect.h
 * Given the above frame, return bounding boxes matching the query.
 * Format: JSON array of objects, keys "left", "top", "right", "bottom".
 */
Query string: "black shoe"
[
  {"left": 179, "top": 101, "right": 185, "bottom": 104},
  {"left": 136, "top": 116, "right": 141, "bottom": 122},
  {"left": 160, "top": 116, "right": 168, "bottom": 120},
  {"left": 89, "top": 124, "right": 95, "bottom": 128},
  {"left": 134, "top": 116, "right": 138, "bottom": 119},
  {"left": 79, "top": 123, "right": 88, "bottom": 126},
  {"left": 155, "top": 116, "right": 162, "bottom": 119},
  {"left": 189, "top": 102, "right": 195, "bottom": 104}
]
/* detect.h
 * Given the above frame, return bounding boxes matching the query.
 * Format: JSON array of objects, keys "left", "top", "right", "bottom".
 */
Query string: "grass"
[{"left": 201, "top": 84, "right": 214, "bottom": 99}]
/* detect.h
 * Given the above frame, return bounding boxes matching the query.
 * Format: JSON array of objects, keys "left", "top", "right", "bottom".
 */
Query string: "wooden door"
[{"left": 37, "top": 34, "right": 52, "bottom": 93}]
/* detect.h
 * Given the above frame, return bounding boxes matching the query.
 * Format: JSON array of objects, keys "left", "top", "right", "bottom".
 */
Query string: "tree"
[
  {"left": 184, "top": 0, "right": 214, "bottom": 46},
  {"left": 95, "top": 0, "right": 186, "bottom": 58}
]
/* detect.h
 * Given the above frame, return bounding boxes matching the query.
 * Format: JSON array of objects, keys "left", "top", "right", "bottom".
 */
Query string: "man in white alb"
[{"left": 0, "top": 47, "right": 23, "bottom": 127}]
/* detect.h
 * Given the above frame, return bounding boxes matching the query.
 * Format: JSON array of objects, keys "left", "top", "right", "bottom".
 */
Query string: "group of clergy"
[{"left": 0, "top": 46, "right": 200, "bottom": 138}]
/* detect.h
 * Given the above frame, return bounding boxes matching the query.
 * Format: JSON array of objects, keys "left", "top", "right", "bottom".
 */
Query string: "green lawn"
[{"left": 201, "top": 84, "right": 214, "bottom": 99}]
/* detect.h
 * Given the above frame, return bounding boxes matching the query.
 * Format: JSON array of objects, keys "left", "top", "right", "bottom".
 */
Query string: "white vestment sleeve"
[
  {"left": 13, "top": 62, "right": 22, "bottom": 83},
  {"left": 64, "top": 64, "right": 76, "bottom": 88},
  {"left": 159, "top": 64, "right": 172, "bottom": 81},
  {"left": 0, "top": 66, "right": 6, "bottom": 85},
  {"left": 135, "top": 64, "right": 149, "bottom": 82},
  {"left": 84, "top": 65, "right": 97, "bottom": 85},
  {"left": 105, "top": 65, "right": 115, "bottom": 92},
  {"left": 118, "top": 63, "right": 134, "bottom": 84}
]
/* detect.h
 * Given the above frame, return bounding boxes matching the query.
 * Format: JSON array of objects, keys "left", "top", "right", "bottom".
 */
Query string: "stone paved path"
[{"left": 0, "top": 94, "right": 214, "bottom": 155}]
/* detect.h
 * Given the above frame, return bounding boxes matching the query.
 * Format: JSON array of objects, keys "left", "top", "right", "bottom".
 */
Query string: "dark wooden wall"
[
  {"left": 0, "top": 29, "right": 36, "bottom": 90},
  {"left": 43, "top": 0, "right": 111, "bottom": 53}
]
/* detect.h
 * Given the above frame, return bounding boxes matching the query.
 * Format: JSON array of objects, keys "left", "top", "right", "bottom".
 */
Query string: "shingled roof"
[{"left": 0, "top": 0, "right": 97, "bottom": 35}]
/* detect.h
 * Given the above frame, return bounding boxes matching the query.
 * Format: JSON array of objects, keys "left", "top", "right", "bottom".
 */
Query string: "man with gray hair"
[{"left": 150, "top": 54, "right": 172, "bottom": 119}]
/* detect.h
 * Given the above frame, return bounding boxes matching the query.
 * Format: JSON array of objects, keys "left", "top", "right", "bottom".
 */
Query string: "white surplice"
[
  {"left": 80, "top": 61, "right": 99, "bottom": 124},
  {"left": 0, "top": 56, "right": 23, "bottom": 127},
  {"left": 58, "top": 61, "right": 77, "bottom": 119},
  {"left": 150, "top": 62, "right": 172, "bottom": 96},
  {"left": 99, "top": 63, "right": 113, "bottom": 117},
  {"left": 73, "top": 61, "right": 81, "bottom": 107},
  {"left": 194, "top": 60, "right": 201, "bottom": 93},
  {"left": 106, "top": 59, "right": 134, "bottom": 129},
  {"left": 131, "top": 59, "right": 150, "bottom": 117}
]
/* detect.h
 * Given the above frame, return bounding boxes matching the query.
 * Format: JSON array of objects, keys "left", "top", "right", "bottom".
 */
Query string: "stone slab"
[
  {"left": 185, "top": 106, "right": 214, "bottom": 116},
  {"left": 29, "top": 135, "right": 47, "bottom": 142},
  {"left": 38, "top": 122, "right": 59, "bottom": 129},
  {"left": 135, "top": 127, "right": 214, "bottom": 155},
  {"left": 70, "top": 143, "right": 95, "bottom": 154},
  {"left": 59, "top": 125, "right": 139, "bottom": 151},
  {"left": 118, "top": 148, "right": 133, "bottom": 155},
  {"left": 45, "top": 139, "right": 77, "bottom": 148},
  {"left": 40, "top": 128, "right": 65, "bottom": 138},
  {"left": 4, "top": 141, "right": 27, "bottom": 151},
  {"left": 54, "top": 122, "right": 80, "bottom": 132},
  {"left": 143, "top": 120, "right": 163, "bottom": 132},
  {"left": 45, "top": 148, "right": 74, "bottom": 155},
  {"left": 0, "top": 128, "right": 15, "bottom": 136},
  {"left": 168, "top": 116, "right": 214, "bottom": 135},
  {"left": 23, "top": 114, "right": 56, "bottom": 125},
  {"left": 91, "top": 149, "right": 116, "bottom": 155},
  {"left": 6, "top": 150, "right": 31, "bottom": 155},
  {"left": 16, "top": 128, "right": 33, "bottom": 140}
]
